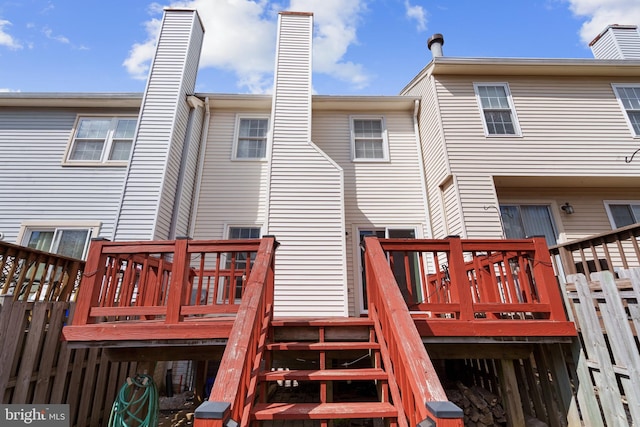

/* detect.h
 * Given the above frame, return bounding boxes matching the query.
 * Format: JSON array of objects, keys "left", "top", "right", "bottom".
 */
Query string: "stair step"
[
  {"left": 266, "top": 342, "right": 379, "bottom": 351},
  {"left": 270, "top": 317, "right": 373, "bottom": 327},
  {"left": 260, "top": 368, "right": 387, "bottom": 381},
  {"left": 251, "top": 402, "right": 397, "bottom": 420}
]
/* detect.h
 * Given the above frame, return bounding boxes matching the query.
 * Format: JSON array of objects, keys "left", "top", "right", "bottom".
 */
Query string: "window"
[
  {"left": 66, "top": 117, "right": 137, "bottom": 164},
  {"left": 605, "top": 202, "right": 640, "bottom": 228},
  {"left": 500, "top": 205, "right": 558, "bottom": 246},
  {"left": 351, "top": 117, "right": 389, "bottom": 160},
  {"left": 220, "top": 226, "right": 262, "bottom": 303},
  {"left": 22, "top": 227, "right": 94, "bottom": 259},
  {"left": 234, "top": 117, "right": 269, "bottom": 159},
  {"left": 612, "top": 85, "right": 640, "bottom": 136},
  {"left": 474, "top": 83, "right": 521, "bottom": 136}
]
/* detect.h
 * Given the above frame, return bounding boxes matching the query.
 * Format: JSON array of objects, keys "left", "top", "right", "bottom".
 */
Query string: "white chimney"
[{"left": 590, "top": 25, "right": 640, "bottom": 59}]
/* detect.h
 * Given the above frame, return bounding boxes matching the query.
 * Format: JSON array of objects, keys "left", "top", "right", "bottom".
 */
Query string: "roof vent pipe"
[{"left": 427, "top": 33, "right": 444, "bottom": 58}]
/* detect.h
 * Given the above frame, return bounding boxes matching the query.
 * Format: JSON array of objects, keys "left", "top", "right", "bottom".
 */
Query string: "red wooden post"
[
  {"left": 446, "top": 236, "right": 474, "bottom": 321},
  {"left": 72, "top": 238, "right": 108, "bottom": 325},
  {"left": 531, "top": 237, "right": 567, "bottom": 321},
  {"left": 194, "top": 401, "right": 231, "bottom": 427},
  {"left": 166, "top": 238, "right": 190, "bottom": 324}
]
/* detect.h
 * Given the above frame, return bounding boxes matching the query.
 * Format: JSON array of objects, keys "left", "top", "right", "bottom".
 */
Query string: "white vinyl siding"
[
  {"left": 115, "top": 10, "right": 204, "bottom": 241},
  {"left": 612, "top": 84, "right": 640, "bottom": 136},
  {"left": 474, "top": 83, "right": 521, "bottom": 136},
  {"left": 312, "top": 109, "right": 429, "bottom": 316},
  {"left": 0, "top": 109, "right": 134, "bottom": 244},
  {"left": 591, "top": 26, "right": 640, "bottom": 59}
]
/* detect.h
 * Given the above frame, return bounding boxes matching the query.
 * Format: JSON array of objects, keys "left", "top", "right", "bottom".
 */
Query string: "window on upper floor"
[
  {"left": 474, "top": 83, "right": 521, "bottom": 136},
  {"left": 351, "top": 116, "right": 389, "bottom": 161},
  {"left": 500, "top": 204, "right": 558, "bottom": 246},
  {"left": 605, "top": 201, "right": 640, "bottom": 228},
  {"left": 234, "top": 117, "right": 269, "bottom": 160},
  {"left": 65, "top": 117, "right": 137, "bottom": 165},
  {"left": 612, "top": 85, "right": 640, "bottom": 136}
]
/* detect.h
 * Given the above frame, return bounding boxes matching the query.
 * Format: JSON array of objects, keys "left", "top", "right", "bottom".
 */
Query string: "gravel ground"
[{"left": 158, "top": 391, "right": 197, "bottom": 427}]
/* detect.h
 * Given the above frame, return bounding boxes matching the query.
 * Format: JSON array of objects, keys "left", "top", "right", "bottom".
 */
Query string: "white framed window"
[
  {"left": 218, "top": 226, "right": 262, "bottom": 303},
  {"left": 18, "top": 221, "right": 101, "bottom": 259},
  {"left": 233, "top": 116, "right": 269, "bottom": 160},
  {"left": 612, "top": 84, "right": 640, "bottom": 137},
  {"left": 65, "top": 116, "right": 137, "bottom": 165},
  {"left": 499, "top": 204, "right": 558, "bottom": 246},
  {"left": 474, "top": 83, "right": 521, "bottom": 136},
  {"left": 604, "top": 201, "right": 640, "bottom": 228},
  {"left": 350, "top": 116, "right": 389, "bottom": 161}
]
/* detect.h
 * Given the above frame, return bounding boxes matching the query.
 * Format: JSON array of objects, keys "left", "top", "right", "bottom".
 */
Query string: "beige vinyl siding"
[
  {"left": 0, "top": 108, "right": 134, "bottom": 243},
  {"left": 268, "top": 13, "right": 347, "bottom": 317},
  {"left": 404, "top": 74, "right": 451, "bottom": 238},
  {"left": 312, "top": 110, "right": 429, "bottom": 315},
  {"left": 115, "top": 10, "right": 203, "bottom": 241},
  {"left": 436, "top": 76, "right": 640, "bottom": 176},
  {"left": 455, "top": 175, "right": 503, "bottom": 238},
  {"left": 440, "top": 176, "right": 463, "bottom": 237},
  {"left": 192, "top": 109, "right": 269, "bottom": 240}
]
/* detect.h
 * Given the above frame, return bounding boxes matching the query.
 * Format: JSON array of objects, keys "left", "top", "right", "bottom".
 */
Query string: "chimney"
[
  {"left": 589, "top": 24, "right": 640, "bottom": 59},
  {"left": 427, "top": 33, "right": 444, "bottom": 58}
]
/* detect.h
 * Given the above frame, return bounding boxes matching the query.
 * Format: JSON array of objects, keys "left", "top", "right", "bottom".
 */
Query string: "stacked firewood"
[{"left": 446, "top": 382, "right": 507, "bottom": 427}]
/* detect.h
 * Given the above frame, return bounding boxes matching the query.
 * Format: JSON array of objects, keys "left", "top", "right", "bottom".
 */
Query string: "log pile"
[{"left": 446, "top": 382, "right": 507, "bottom": 427}]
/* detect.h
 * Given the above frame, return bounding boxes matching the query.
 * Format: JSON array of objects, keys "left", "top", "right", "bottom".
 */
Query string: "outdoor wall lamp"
[{"left": 561, "top": 202, "right": 574, "bottom": 215}]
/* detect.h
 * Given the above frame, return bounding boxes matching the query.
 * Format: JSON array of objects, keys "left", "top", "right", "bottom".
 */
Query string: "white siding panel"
[
  {"left": 268, "top": 13, "right": 347, "bottom": 317},
  {"left": 455, "top": 175, "right": 503, "bottom": 238},
  {"left": 312, "top": 110, "right": 429, "bottom": 316},
  {"left": 115, "top": 10, "right": 203, "bottom": 241},
  {"left": 0, "top": 109, "right": 133, "bottom": 243},
  {"left": 192, "top": 109, "right": 269, "bottom": 240}
]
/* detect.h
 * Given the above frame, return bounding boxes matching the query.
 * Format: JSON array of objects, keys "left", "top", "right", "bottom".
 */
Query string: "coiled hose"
[{"left": 108, "top": 374, "right": 158, "bottom": 427}]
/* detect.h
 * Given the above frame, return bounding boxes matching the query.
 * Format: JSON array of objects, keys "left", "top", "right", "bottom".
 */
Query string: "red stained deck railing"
[
  {"left": 194, "top": 236, "right": 277, "bottom": 427},
  {"left": 69, "top": 237, "right": 267, "bottom": 331},
  {"left": 0, "top": 241, "right": 84, "bottom": 302},
  {"left": 364, "top": 236, "right": 463, "bottom": 427}
]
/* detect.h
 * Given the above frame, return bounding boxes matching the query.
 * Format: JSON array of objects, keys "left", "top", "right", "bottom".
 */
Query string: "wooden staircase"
[{"left": 251, "top": 317, "right": 401, "bottom": 426}]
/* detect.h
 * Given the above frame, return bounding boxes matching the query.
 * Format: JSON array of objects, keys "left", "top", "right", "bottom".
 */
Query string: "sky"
[{"left": 0, "top": 0, "right": 639, "bottom": 96}]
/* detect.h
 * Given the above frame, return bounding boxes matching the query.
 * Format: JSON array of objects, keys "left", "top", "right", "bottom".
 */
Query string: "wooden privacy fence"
[
  {"left": 0, "top": 297, "right": 138, "bottom": 427},
  {"left": 564, "top": 269, "right": 640, "bottom": 427}
]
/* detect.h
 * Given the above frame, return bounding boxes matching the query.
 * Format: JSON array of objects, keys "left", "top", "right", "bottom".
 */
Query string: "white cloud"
[
  {"left": 0, "top": 88, "right": 20, "bottom": 92},
  {"left": 123, "top": 0, "right": 370, "bottom": 93},
  {"left": 0, "top": 19, "right": 23, "bottom": 50},
  {"left": 565, "top": 0, "right": 640, "bottom": 44},
  {"left": 404, "top": 0, "right": 427, "bottom": 32},
  {"left": 43, "top": 27, "right": 70, "bottom": 44}
]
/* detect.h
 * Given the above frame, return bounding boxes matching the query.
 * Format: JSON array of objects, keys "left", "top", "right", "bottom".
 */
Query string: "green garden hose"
[{"left": 108, "top": 374, "right": 158, "bottom": 427}]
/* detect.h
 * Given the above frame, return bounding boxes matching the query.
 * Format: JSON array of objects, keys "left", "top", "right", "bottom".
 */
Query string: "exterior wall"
[
  {"left": 0, "top": 107, "right": 137, "bottom": 244},
  {"left": 191, "top": 108, "right": 270, "bottom": 240},
  {"left": 403, "top": 74, "right": 453, "bottom": 238},
  {"left": 267, "top": 13, "right": 347, "bottom": 317},
  {"left": 431, "top": 74, "right": 640, "bottom": 238},
  {"left": 312, "top": 109, "right": 429, "bottom": 315},
  {"left": 115, "top": 9, "right": 204, "bottom": 241}
]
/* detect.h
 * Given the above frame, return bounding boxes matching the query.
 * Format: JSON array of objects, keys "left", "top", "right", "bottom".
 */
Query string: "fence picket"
[{"left": 569, "top": 273, "right": 628, "bottom": 426}]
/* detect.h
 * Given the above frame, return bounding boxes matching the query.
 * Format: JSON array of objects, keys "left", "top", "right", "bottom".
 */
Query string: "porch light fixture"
[{"left": 561, "top": 202, "right": 574, "bottom": 215}]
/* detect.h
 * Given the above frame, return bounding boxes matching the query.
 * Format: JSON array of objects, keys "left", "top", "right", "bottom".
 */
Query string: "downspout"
[
  {"left": 168, "top": 95, "right": 203, "bottom": 239},
  {"left": 188, "top": 96, "right": 210, "bottom": 238},
  {"left": 412, "top": 99, "right": 434, "bottom": 239}
]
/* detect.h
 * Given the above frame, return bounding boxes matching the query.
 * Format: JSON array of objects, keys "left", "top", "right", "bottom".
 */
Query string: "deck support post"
[
  {"left": 497, "top": 359, "right": 525, "bottom": 427},
  {"left": 194, "top": 401, "right": 233, "bottom": 427},
  {"left": 446, "top": 236, "right": 474, "bottom": 321}
]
